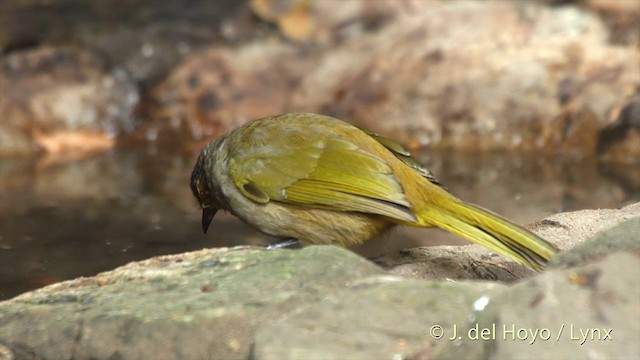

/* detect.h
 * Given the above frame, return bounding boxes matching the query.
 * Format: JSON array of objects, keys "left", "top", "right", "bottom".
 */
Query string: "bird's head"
[{"left": 190, "top": 149, "right": 220, "bottom": 234}]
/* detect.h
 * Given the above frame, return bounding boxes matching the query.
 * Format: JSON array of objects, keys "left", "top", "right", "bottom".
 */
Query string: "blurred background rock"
[{"left": 0, "top": 0, "right": 638, "bottom": 299}]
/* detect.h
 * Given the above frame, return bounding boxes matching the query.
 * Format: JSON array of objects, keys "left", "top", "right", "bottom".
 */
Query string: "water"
[{"left": 0, "top": 148, "right": 636, "bottom": 300}]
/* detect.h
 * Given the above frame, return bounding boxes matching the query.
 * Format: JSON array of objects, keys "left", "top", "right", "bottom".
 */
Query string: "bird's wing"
[
  {"left": 227, "top": 127, "right": 416, "bottom": 222},
  {"left": 360, "top": 128, "right": 446, "bottom": 190}
]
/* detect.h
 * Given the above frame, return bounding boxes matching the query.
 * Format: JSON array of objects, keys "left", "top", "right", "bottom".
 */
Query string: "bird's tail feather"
[{"left": 419, "top": 200, "right": 558, "bottom": 271}]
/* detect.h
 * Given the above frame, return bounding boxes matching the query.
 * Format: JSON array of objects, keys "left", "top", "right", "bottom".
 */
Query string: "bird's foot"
[{"left": 265, "top": 238, "right": 300, "bottom": 250}]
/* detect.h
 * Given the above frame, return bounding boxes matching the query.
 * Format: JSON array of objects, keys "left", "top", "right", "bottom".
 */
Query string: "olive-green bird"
[{"left": 190, "top": 113, "right": 558, "bottom": 271}]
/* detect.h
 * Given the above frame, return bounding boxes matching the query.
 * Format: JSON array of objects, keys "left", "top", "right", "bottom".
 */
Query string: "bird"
[{"left": 190, "top": 113, "right": 559, "bottom": 271}]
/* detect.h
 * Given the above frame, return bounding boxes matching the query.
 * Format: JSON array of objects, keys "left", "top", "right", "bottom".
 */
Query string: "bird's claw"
[{"left": 265, "top": 238, "right": 300, "bottom": 250}]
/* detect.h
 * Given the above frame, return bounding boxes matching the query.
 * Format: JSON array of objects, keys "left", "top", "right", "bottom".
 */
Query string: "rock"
[
  {"left": 375, "top": 245, "right": 536, "bottom": 283},
  {"left": 528, "top": 201, "right": 640, "bottom": 251},
  {"left": 1, "top": 203, "right": 639, "bottom": 358},
  {"left": 597, "top": 96, "right": 640, "bottom": 191},
  {"left": 0, "top": 46, "right": 139, "bottom": 156},
  {"left": 549, "top": 216, "right": 640, "bottom": 268},
  {"left": 148, "top": 1, "right": 639, "bottom": 159},
  {"left": 546, "top": 103, "right": 600, "bottom": 158},
  {"left": 146, "top": 42, "right": 303, "bottom": 144},
  {"left": 585, "top": 0, "right": 640, "bottom": 45},
  {"left": 597, "top": 95, "right": 640, "bottom": 162},
  {"left": 249, "top": 208, "right": 640, "bottom": 359},
  {"left": 250, "top": 0, "right": 317, "bottom": 42},
  {"left": 249, "top": 0, "right": 400, "bottom": 43},
  {"left": 295, "top": 1, "right": 638, "bottom": 153},
  {"left": 428, "top": 209, "right": 640, "bottom": 359},
  {"left": 431, "top": 251, "right": 640, "bottom": 360},
  {"left": 253, "top": 278, "right": 502, "bottom": 360},
  {"left": 0, "top": 246, "right": 383, "bottom": 360},
  {"left": 0, "top": 0, "right": 248, "bottom": 88},
  {"left": 0, "top": 1, "right": 637, "bottom": 159}
]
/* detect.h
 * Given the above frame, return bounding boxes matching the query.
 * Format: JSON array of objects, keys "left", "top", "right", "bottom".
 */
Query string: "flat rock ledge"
[{"left": 0, "top": 203, "right": 638, "bottom": 360}]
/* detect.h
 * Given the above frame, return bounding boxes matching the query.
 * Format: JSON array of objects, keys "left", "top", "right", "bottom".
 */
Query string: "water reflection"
[{"left": 0, "top": 149, "right": 636, "bottom": 300}]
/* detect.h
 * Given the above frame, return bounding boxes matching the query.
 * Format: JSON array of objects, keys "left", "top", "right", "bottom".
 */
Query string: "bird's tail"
[{"left": 417, "top": 198, "right": 558, "bottom": 271}]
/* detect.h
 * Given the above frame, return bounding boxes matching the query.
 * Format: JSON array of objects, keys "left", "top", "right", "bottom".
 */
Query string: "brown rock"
[
  {"left": 540, "top": 102, "right": 600, "bottom": 157},
  {"left": 0, "top": 1, "right": 248, "bottom": 89},
  {"left": 147, "top": 43, "right": 304, "bottom": 143},
  {"left": 32, "top": 129, "right": 115, "bottom": 155},
  {"left": 249, "top": 0, "right": 402, "bottom": 43},
  {"left": 0, "top": 46, "right": 139, "bottom": 156},
  {"left": 293, "top": 1, "right": 638, "bottom": 153},
  {"left": 597, "top": 95, "right": 640, "bottom": 162},
  {"left": 596, "top": 95, "right": 640, "bottom": 190},
  {"left": 586, "top": 0, "right": 640, "bottom": 45},
  {"left": 250, "top": 0, "right": 316, "bottom": 42},
  {"left": 147, "top": 1, "right": 638, "bottom": 158}
]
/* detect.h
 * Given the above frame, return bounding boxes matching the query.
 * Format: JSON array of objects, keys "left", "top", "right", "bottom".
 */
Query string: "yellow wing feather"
[{"left": 227, "top": 121, "right": 416, "bottom": 222}]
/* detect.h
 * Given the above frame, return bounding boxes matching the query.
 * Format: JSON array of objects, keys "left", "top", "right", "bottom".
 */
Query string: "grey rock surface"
[
  {"left": 0, "top": 246, "right": 383, "bottom": 360},
  {"left": 0, "top": 204, "right": 638, "bottom": 359},
  {"left": 432, "top": 251, "right": 640, "bottom": 360},
  {"left": 549, "top": 216, "right": 640, "bottom": 268},
  {"left": 529, "top": 201, "right": 640, "bottom": 251},
  {"left": 253, "top": 278, "right": 502, "bottom": 360}
]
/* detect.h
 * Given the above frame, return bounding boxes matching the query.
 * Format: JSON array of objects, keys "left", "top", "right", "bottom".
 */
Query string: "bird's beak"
[{"left": 202, "top": 208, "right": 218, "bottom": 234}]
